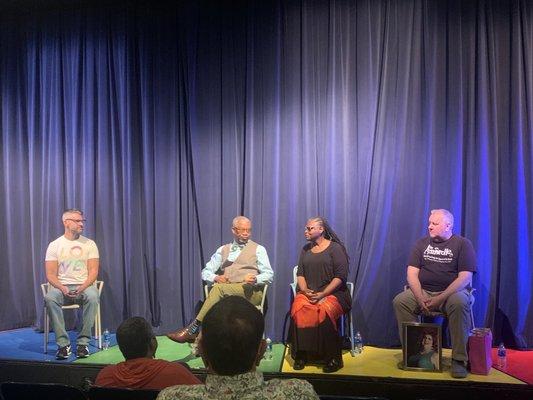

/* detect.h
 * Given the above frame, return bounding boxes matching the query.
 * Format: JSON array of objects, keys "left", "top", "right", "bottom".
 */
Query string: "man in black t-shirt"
[{"left": 393, "top": 209, "right": 477, "bottom": 378}]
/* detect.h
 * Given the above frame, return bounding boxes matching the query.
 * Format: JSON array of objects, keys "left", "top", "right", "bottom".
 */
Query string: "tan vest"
[{"left": 219, "top": 240, "right": 259, "bottom": 283}]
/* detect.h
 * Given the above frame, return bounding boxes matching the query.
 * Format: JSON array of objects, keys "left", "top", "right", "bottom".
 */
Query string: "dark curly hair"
[{"left": 117, "top": 317, "right": 155, "bottom": 360}]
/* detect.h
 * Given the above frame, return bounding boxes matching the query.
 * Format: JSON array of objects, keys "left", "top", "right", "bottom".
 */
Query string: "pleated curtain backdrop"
[{"left": 0, "top": 0, "right": 532, "bottom": 348}]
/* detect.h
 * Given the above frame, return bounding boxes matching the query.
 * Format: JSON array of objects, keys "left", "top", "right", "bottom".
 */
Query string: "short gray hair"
[
  {"left": 430, "top": 209, "right": 454, "bottom": 228},
  {"left": 62, "top": 208, "right": 83, "bottom": 222},
  {"left": 232, "top": 216, "right": 251, "bottom": 227}
]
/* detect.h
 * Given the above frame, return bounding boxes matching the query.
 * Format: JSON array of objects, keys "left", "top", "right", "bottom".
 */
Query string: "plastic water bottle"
[
  {"left": 354, "top": 331, "right": 363, "bottom": 354},
  {"left": 103, "top": 329, "right": 110, "bottom": 350},
  {"left": 497, "top": 343, "right": 507, "bottom": 369},
  {"left": 264, "top": 338, "right": 273, "bottom": 360}
]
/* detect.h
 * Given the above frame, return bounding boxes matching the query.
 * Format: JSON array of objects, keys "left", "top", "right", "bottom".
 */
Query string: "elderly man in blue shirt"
[{"left": 167, "top": 216, "right": 273, "bottom": 343}]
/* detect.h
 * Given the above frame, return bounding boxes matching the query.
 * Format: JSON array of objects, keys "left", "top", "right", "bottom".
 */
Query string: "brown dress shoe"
[{"left": 166, "top": 326, "right": 198, "bottom": 343}]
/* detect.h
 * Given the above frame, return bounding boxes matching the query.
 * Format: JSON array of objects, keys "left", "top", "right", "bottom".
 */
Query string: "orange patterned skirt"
[{"left": 291, "top": 293, "right": 344, "bottom": 329}]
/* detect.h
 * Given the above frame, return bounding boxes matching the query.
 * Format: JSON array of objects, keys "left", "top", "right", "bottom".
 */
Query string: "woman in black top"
[{"left": 289, "top": 216, "right": 351, "bottom": 373}]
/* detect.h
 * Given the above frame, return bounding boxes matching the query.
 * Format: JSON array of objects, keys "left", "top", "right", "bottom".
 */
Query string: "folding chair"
[
  {"left": 203, "top": 282, "right": 269, "bottom": 315},
  {"left": 41, "top": 280, "right": 104, "bottom": 353},
  {"left": 290, "top": 266, "right": 356, "bottom": 356}
]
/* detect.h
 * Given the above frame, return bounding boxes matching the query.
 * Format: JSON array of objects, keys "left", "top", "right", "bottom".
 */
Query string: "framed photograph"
[{"left": 402, "top": 322, "right": 442, "bottom": 372}]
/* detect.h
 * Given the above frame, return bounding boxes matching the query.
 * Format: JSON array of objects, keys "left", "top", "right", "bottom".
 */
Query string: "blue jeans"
[{"left": 44, "top": 284, "right": 99, "bottom": 347}]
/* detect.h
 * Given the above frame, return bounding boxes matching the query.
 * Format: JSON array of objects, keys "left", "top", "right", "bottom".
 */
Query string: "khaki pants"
[
  {"left": 392, "top": 288, "right": 472, "bottom": 362},
  {"left": 196, "top": 283, "right": 264, "bottom": 321}
]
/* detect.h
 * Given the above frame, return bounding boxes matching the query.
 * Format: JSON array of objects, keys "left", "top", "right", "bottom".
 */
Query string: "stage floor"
[
  {"left": 0, "top": 327, "right": 527, "bottom": 386},
  {"left": 282, "top": 345, "right": 524, "bottom": 384},
  {"left": 0, "top": 328, "right": 283, "bottom": 373}
]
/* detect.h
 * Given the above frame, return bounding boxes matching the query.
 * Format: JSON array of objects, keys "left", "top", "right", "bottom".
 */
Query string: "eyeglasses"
[
  {"left": 66, "top": 219, "right": 86, "bottom": 224},
  {"left": 233, "top": 227, "right": 252, "bottom": 233},
  {"left": 305, "top": 226, "right": 319, "bottom": 231}
]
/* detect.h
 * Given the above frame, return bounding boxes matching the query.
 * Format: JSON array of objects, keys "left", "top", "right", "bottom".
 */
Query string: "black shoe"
[
  {"left": 293, "top": 358, "right": 306, "bottom": 370},
  {"left": 56, "top": 344, "right": 72, "bottom": 360},
  {"left": 76, "top": 344, "right": 89, "bottom": 358},
  {"left": 323, "top": 358, "right": 343, "bottom": 373}
]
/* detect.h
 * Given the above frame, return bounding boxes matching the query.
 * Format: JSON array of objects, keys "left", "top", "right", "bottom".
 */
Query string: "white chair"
[
  {"left": 290, "top": 266, "right": 357, "bottom": 356},
  {"left": 41, "top": 280, "right": 104, "bottom": 353},
  {"left": 204, "top": 281, "right": 269, "bottom": 339},
  {"left": 203, "top": 281, "right": 269, "bottom": 315}
]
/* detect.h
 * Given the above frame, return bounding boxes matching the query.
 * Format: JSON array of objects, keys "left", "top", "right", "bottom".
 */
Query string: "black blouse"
[{"left": 296, "top": 241, "right": 352, "bottom": 311}]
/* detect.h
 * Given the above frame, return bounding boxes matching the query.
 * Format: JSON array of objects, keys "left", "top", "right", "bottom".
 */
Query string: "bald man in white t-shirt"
[{"left": 45, "top": 208, "right": 100, "bottom": 360}]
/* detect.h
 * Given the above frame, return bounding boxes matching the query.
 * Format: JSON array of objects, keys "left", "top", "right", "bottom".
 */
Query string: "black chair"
[
  {"left": 88, "top": 386, "right": 159, "bottom": 400},
  {"left": 0, "top": 382, "right": 87, "bottom": 400}
]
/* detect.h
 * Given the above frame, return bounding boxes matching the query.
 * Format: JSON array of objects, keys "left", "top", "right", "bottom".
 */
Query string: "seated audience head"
[
  {"left": 199, "top": 295, "right": 265, "bottom": 376},
  {"left": 116, "top": 317, "right": 157, "bottom": 360}
]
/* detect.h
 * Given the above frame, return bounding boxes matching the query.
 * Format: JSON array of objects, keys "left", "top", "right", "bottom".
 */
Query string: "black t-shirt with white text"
[{"left": 408, "top": 235, "right": 477, "bottom": 292}]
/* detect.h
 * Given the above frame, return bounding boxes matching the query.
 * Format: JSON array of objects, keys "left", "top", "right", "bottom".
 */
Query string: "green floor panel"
[{"left": 75, "top": 336, "right": 286, "bottom": 373}]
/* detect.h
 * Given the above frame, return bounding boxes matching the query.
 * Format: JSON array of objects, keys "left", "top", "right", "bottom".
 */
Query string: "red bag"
[{"left": 468, "top": 328, "right": 492, "bottom": 375}]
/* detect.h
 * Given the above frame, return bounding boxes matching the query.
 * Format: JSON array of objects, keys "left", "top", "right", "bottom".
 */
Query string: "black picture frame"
[{"left": 402, "top": 322, "right": 442, "bottom": 372}]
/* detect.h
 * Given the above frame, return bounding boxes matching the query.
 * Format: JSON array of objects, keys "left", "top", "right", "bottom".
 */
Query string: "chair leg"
[
  {"left": 96, "top": 305, "right": 102, "bottom": 349},
  {"left": 258, "top": 306, "right": 265, "bottom": 339},
  {"left": 469, "top": 292, "right": 476, "bottom": 329},
  {"left": 43, "top": 307, "right": 49, "bottom": 354},
  {"left": 349, "top": 312, "right": 356, "bottom": 356}
]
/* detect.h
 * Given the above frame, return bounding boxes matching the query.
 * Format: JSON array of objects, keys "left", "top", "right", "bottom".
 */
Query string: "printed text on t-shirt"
[{"left": 423, "top": 245, "right": 454, "bottom": 264}]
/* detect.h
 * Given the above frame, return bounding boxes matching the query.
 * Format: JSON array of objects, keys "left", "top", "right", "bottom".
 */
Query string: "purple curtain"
[{"left": 1, "top": 0, "right": 532, "bottom": 348}]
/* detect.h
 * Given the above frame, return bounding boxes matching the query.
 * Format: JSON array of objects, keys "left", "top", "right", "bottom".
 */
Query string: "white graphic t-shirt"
[{"left": 45, "top": 235, "right": 99, "bottom": 284}]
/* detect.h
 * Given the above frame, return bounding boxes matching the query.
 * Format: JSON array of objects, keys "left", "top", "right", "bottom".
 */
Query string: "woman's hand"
[
  {"left": 301, "top": 289, "right": 315, "bottom": 300},
  {"left": 309, "top": 291, "right": 325, "bottom": 304}
]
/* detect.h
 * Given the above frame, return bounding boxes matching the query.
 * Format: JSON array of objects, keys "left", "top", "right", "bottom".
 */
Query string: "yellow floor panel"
[{"left": 281, "top": 346, "right": 524, "bottom": 384}]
